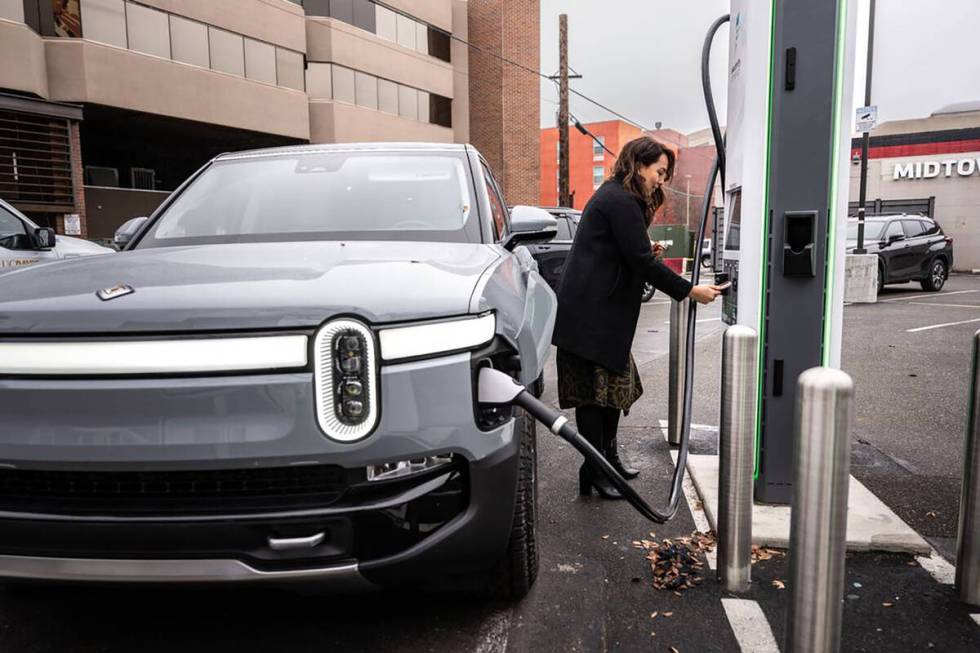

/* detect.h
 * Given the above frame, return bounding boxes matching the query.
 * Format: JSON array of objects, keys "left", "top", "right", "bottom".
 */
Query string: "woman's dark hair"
[{"left": 611, "top": 136, "right": 676, "bottom": 223}]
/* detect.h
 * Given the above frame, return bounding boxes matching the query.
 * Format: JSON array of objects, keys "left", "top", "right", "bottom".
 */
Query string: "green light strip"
[
  {"left": 822, "top": 0, "right": 849, "bottom": 365},
  {"left": 754, "top": 0, "right": 778, "bottom": 481}
]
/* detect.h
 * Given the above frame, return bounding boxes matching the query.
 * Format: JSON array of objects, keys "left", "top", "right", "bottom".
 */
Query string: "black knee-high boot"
[
  {"left": 575, "top": 406, "right": 623, "bottom": 499},
  {"left": 601, "top": 408, "right": 639, "bottom": 479}
]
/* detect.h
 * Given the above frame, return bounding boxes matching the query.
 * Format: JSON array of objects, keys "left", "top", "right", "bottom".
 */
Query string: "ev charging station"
[{"left": 721, "top": 0, "right": 858, "bottom": 504}]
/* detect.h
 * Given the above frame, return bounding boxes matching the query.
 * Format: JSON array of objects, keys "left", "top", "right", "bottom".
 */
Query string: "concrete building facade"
[
  {"left": 0, "top": 0, "right": 538, "bottom": 240},
  {"left": 849, "top": 104, "right": 980, "bottom": 271}
]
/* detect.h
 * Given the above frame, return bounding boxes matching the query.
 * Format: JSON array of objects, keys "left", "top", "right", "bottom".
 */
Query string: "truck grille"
[{"left": 0, "top": 465, "right": 351, "bottom": 516}]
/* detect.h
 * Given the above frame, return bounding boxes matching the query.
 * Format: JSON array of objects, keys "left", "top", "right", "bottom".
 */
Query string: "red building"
[{"left": 539, "top": 120, "right": 719, "bottom": 232}]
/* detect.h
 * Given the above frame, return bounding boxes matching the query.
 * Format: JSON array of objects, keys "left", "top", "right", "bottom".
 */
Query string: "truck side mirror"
[
  {"left": 114, "top": 216, "right": 149, "bottom": 250},
  {"left": 33, "top": 227, "right": 56, "bottom": 250}
]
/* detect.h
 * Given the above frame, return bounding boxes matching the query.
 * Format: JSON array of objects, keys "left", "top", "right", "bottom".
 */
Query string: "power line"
[{"left": 449, "top": 32, "right": 653, "bottom": 132}]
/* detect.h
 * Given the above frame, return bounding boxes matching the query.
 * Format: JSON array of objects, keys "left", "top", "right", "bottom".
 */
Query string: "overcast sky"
[{"left": 540, "top": 0, "right": 980, "bottom": 135}]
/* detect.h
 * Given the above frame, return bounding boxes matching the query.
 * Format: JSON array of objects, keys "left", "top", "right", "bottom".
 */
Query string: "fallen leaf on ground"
[
  {"left": 663, "top": 612, "right": 674, "bottom": 617},
  {"left": 882, "top": 602, "right": 894, "bottom": 607},
  {"left": 772, "top": 580, "right": 786, "bottom": 589},
  {"left": 650, "top": 611, "right": 659, "bottom": 619},
  {"left": 602, "top": 534, "right": 610, "bottom": 539},
  {"left": 670, "top": 647, "right": 680, "bottom": 653},
  {"left": 926, "top": 511, "right": 937, "bottom": 518}
]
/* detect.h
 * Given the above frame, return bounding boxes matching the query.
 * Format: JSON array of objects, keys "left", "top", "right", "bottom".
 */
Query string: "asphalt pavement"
[{"left": 1, "top": 279, "right": 979, "bottom": 652}]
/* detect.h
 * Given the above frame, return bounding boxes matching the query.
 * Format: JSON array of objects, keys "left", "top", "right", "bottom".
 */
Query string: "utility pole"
[
  {"left": 855, "top": 0, "right": 876, "bottom": 254},
  {"left": 550, "top": 15, "right": 581, "bottom": 208},
  {"left": 557, "top": 14, "right": 570, "bottom": 208}
]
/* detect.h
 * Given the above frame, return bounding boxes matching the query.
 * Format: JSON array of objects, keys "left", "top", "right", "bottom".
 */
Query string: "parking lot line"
[
  {"left": 915, "top": 551, "right": 955, "bottom": 584},
  {"left": 721, "top": 598, "right": 780, "bottom": 653},
  {"left": 905, "top": 317, "right": 980, "bottom": 333},
  {"left": 880, "top": 289, "right": 978, "bottom": 303},
  {"left": 907, "top": 302, "right": 980, "bottom": 309}
]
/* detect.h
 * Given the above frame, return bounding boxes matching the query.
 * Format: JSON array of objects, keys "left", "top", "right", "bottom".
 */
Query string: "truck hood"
[{"left": 0, "top": 241, "right": 500, "bottom": 334}]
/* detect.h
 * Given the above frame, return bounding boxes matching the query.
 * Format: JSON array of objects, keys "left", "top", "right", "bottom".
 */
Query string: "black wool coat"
[{"left": 552, "top": 179, "right": 694, "bottom": 375}]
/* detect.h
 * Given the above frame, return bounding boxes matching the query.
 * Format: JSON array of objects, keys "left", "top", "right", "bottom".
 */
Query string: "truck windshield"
[{"left": 137, "top": 151, "right": 481, "bottom": 247}]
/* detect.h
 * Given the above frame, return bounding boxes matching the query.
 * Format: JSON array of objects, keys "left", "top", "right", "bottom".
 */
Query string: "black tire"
[
  {"left": 876, "top": 261, "right": 885, "bottom": 295},
  {"left": 920, "top": 258, "right": 947, "bottom": 292},
  {"left": 484, "top": 408, "right": 538, "bottom": 600},
  {"left": 641, "top": 282, "right": 655, "bottom": 303}
]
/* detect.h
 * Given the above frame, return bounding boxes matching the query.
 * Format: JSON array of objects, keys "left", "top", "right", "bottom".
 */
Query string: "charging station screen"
[{"left": 725, "top": 189, "right": 742, "bottom": 251}]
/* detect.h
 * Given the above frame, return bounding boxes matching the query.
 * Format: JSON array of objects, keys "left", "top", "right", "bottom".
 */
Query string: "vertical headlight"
[{"left": 314, "top": 319, "right": 379, "bottom": 442}]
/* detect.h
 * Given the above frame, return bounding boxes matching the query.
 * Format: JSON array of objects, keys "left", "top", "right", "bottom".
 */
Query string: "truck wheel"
[
  {"left": 920, "top": 258, "right": 947, "bottom": 292},
  {"left": 484, "top": 407, "right": 538, "bottom": 600}
]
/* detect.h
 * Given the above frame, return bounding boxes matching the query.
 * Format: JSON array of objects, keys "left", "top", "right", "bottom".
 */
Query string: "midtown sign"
[{"left": 893, "top": 157, "right": 980, "bottom": 181}]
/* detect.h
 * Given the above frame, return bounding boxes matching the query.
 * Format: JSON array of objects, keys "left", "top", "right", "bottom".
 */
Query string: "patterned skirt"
[{"left": 556, "top": 348, "right": 644, "bottom": 413}]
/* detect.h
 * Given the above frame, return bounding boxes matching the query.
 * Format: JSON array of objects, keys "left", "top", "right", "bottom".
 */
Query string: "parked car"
[
  {"left": 0, "top": 143, "right": 558, "bottom": 599},
  {"left": 524, "top": 206, "right": 580, "bottom": 291},
  {"left": 0, "top": 198, "right": 113, "bottom": 272},
  {"left": 528, "top": 206, "right": 658, "bottom": 303},
  {"left": 846, "top": 215, "right": 953, "bottom": 292}
]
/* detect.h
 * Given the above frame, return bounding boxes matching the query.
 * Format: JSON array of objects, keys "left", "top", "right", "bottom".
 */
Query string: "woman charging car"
[{"left": 552, "top": 136, "right": 724, "bottom": 499}]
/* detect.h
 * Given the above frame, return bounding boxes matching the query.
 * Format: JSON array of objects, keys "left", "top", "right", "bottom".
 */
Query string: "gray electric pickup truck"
[{"left": 0, "top": 143, "right": 557, "bottom": 599}]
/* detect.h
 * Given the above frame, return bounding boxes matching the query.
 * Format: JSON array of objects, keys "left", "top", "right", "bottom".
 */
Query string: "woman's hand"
[
  {"left": 688, "top": 284, "right": 724, "bottom": 304},
  {"left": 650, "top": 242, "right": 667, "bottom": 258}
]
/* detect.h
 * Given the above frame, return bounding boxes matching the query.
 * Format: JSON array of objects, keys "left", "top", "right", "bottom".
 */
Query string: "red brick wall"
[
  {"left": 539, "top": 120, "right": 642, "bottom": 209},
  {"left": 468, "top": 0, "right": 540, "bottom": 206}
]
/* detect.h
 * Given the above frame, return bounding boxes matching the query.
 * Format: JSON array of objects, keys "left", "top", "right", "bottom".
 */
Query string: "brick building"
[
  {"left": 539, "top": 120, "right": 720, "bottom": 231},
  {"left": 0, "top": 0, "right": 540, "bottom": 240}
]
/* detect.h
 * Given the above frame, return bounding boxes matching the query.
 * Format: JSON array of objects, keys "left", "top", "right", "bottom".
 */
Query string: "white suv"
[{"left": 0, "top": 198, "right": 113, "bottom": 272}]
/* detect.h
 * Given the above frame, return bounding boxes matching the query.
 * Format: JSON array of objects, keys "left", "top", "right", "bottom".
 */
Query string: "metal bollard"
[
  {"left": 786, "top": 367, "right": 853, "bottom": 653},
  {"left": 955, "top": 329, "right": 980, "bottom": 606},
  {"left": 717, "top": 325, "right": 758, "bottom": 592},
  {"left": 667, "top": 298, "right": 689, "bottom": 445}
]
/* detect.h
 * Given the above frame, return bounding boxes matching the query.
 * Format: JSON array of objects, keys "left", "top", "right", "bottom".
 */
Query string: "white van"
[{"left": 0, "top": 198, "right": 113, "bottom": 272}]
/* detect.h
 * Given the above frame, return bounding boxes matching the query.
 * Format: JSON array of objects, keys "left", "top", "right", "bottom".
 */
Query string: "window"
[
  {"left": 398, "top": 85, "right": 418, "bottom": 120},
  {"left": 884, "top": 221, "right": 904, "bottom": 242},
  {"left": 396, "top": 13, "right": 415, "bottom": 49},
  {"left": 554, "top": 217, "right": 572, "bottom": 240},
  {"left": 921, "top": 219, "right": 941, "bottom": 236},
  {"left": 482, "top": 164, "right": 507, "bottom": 240},
  {"left": 417, "top": 90, "right": 429, "bottom": 123},
  {"left": 378, "top": 79, "right": 398, "bottom": 114},
  {"left": 307, "top": 63, "right": 333, "bottom": 99},
  {"left": 352, "top": 0, "right": 375, "bottom": 31},
  {"left": 0, "top": 205, "right": 27, "bottom": 238},
  {"left": 244, "top": 38, "right": 277, "bottom": 84},
  {"left": 593, "top": 136, "right": 605, "bottom": 159},
  {"left": 427, "top": 27, "right": 451, "bottom": 63},
  {"left": 902, "top": 219, "right": 926, "bottom": 238},
  {"left": 329, "top": 0, "right": 354, "bottom": 24},
  {"left": 593, "top": 166, "right": 604, "bottom": 188},
  {"left": 80, "top": 0, "right": 126, "bottom": 48},
  {"left": 209, "top": 26, "right": 245, "bottom": 76},
  {"left": 415, "top": 22, "right": 428, "bottom": 54},
  {"left": 276, "top": 48, "right": 305, "bottom": 90},
  {"left": 303, "top": 0, "right": 330, "bottom": 16},
  {"left": 375, "top": 4, "right": 396, "bottom": 41},
  {"left": 355, "top": 71, "right": 378, "bottom": 109},
  {"left": 141, "top": 152, "right": 480, "bottom": 246},
  {"left": 0, "top": 0, "right": 24, "bottom": 22},
  {"left": 126, "top": 2, "right": 170, "bottom": 58},
  {"left": 170, "top": 15, "right": 209, "bottom": 67},
  {"left": 429, "top": 93, "right": 452, "bottom": 128},
  {"left": 332, "top": 65, "right": 356, "bottom": 103}
]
